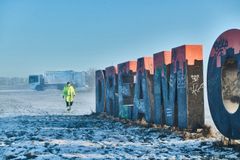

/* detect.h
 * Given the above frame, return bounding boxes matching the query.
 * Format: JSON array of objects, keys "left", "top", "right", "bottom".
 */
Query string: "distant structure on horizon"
[
  {"left": 0, "top": 77, "right": 28, "bottom": 90},
  {"left": 29, "top": 70, "right": 89, "bottom": 91}
]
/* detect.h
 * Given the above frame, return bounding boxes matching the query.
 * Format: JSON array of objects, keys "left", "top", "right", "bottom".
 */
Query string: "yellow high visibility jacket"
[{"left": 63, "top": 85, "right": 76, "bottom": 102}]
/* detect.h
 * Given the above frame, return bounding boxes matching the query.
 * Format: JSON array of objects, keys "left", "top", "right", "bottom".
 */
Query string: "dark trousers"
[{"left": 66, "top": 101, "right": 73, "bottom": 107}]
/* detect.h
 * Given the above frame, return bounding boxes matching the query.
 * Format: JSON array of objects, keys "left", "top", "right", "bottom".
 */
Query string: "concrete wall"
[
  {"left": 152, "top": 46, "right": 204, "bottom": 129},
  {"left": 96, "top": 44, "right": 204, "bottom": 130},
  {"left": 95, "top": 70, "right": 105, "bottom": 113},
  {"left": 95, "top": 28, "right": 240, "bottom": 139},
  {"left": 118, "top": 61, "right": 137, "bottom": 119},
  {"left": 207, "top": 29, "right": 240, "bottom": 139},
  {"left": 133, "top": 57, "right": 154, "bottom": 123},
  {"left": 105, "top": 66, "right": 119, "bottom": 117},
  {"left": 153, "top": 51, "right": 172, "bottom": 125},
  {"left": 173, "top": 45, "right": 204, "bottom": 129}
]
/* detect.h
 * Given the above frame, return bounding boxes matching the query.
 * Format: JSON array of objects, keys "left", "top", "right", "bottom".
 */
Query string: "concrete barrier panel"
[
  {"left": 160, "top": 52, "right": 178, "bottom": 127},
  {"left": 105, "top": 66, "right": 119, "bottom": 117},
  {"left": 207, "top": 29, "right": 240, "bottom": 139},
  {"left": 118, "top": 61, "right": 137, "bottom": 119},
  {"left": 173, "top": 45, "right": 204, "bottom": 129},
  {"left": 153, "top": 51, "right": 171, "bottom": 125},
  {"left": 133, "top": 57, "right": 154, "bottom": 123},
  {"left": 95, "top": 70, "right": 106, "bottom": 113}
]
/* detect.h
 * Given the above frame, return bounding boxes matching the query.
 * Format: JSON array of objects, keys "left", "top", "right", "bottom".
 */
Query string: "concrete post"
[
  {"left": 133, "top": 57, "right": 154, "bottom": 123},
  {"left": 105, "top": 66, "right": 119, "bottom": 117},
  {"left": 173, "top": 45, "right": 204, "bottom": 129},
  {"left": 153, "top": 51, "right": 171, "bottom": 125},
  {"left": 95, "top": 70, "right": 106, "bottom": 113},
  {"left": 118, "top": 61, "right": 137, "bottom": 119}
]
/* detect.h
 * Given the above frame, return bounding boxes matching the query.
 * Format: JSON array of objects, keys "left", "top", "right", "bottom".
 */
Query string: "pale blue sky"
[{"left": 0, "top": 0, "right": 239, "bottom": 77}]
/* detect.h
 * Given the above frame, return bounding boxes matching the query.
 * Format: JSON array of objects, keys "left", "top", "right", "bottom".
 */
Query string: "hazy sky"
[{"left": 0, "top": 0, "right": 239, "bottom": 77}]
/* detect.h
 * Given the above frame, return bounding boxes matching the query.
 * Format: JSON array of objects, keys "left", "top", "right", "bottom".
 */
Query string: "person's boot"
[{"left": 67, "top": 106, "right": 70, "bottom": 111}]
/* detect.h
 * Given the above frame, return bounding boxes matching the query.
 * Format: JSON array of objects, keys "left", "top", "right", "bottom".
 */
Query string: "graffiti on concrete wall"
[
  {"left": 133, "top": 57, "right": 154, "bottom": 123},
  {"left": 96, "top": 45, "right": 204, "bottom": 130},
  {"left": 118, "top": 61, "right": 137, "bottom": 119},
  {"left": 212, "top": 37, "right": 228, "bottom": 68},
  {"left": 96, "top": 28, "right": 240, "bottom": 139},
  {"left": 177, "top": 70, "right": 186, "bottom": 89},
  {"left": 189, "top": 75, "right": 203, "bottom": 96},
  {"left": 105, "top": 66, "right": 118, "bottom": 117},
  {"left": 154, "top": 51, "right": 172, "bottom": 125},
  {"left": 207, "top": 29, "right": 240, "bottom": 139}
]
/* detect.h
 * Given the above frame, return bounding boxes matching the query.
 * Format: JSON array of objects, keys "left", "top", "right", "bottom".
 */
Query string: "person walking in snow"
[{"left": 62, "top": 82, "right": 76, "bottom": 111}]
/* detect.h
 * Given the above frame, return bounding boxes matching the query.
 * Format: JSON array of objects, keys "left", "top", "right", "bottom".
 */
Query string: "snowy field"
[
  {"left": 0, "top": 89, "right": 94, "bottom": 117},
  {"left": 0, "top": 89, "right": 239, "bottom": 159}
]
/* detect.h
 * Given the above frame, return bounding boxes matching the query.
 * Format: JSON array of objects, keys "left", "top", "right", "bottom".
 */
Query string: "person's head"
[{"left": 67, "top": 82, "right": 71, "bottom": 86}]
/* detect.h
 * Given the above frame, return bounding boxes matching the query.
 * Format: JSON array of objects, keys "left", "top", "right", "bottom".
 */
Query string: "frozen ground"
[
  {"left": 0, "top": 89, "right": 94, "bottom": 117},
  {"left": 0, "top": 89, "right": 239, "bottom": 159}
]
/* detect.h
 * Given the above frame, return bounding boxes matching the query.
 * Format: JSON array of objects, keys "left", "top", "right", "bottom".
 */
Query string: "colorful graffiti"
[
  {"left": 96, "top": 28, "right": 240, "bottom": 139},
  {"left": 153, "top": 51, "right": 174, "bottom": 126},
  {"left": 174, "top": 45, "right": 204, "bottom": 129},
  {"left": 118, "top": 61, "right": 137, "bottom": 119},
  {"left": 96, "top": 44, "right": 204, "bottom": 130},
  {"left": 207, "top": 29, "right": 240, "bottom": 139},
  {"left": 133, "top": 57, "right": 154, "bottom": 123}
]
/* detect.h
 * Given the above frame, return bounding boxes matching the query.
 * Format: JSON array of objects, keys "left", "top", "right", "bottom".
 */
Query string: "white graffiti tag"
[
  {"left": 191, "top": 83, "right": 203, "bottom": 96},
  {"left": 190, "top": 74, "right": 203, "bottom": 96},
  {"left": 191, "top": 75, "right": 199, "bottom": 82}
]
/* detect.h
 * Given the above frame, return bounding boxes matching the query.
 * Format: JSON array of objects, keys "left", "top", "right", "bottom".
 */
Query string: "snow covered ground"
[
  {"left": 0, "top": 89, "right": 94, "bottom": 117},
  {"left": 0, "top": 89, "right": 239, "bottom": 159}
]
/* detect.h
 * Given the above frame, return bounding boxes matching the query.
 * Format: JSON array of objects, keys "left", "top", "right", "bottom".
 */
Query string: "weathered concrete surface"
[
  {"left": 160, "top": 52, "right": 178, "bottom": 127},
  {"left": 95, "top": 70, "right": 106, "bottom": 113},
  {"left": 187, "top": 60, "right": 204, "bottom": 129},
  {"left": 222, "top": 57, "right": 239, "bottom": 114},
  {"left": 118, "top": 61, "right": 137, "bottom": 119},
  {"left": 153, "top": 51, "right": 171, "bottom": 125},
  {"left": 207, "top": 29, "right": 240, "bottom": 139},
  {"left": 95, "top": 44, "right": 204, "bottom": 131},
  {"left": 173, "top": 45, "right": 204, "bottom": 129},
  {"left": 133, "top": 57, "right": 154, "bottom": 123},
  {"left": 105, "top": 66, "right": 118, "bottom": 117}
]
